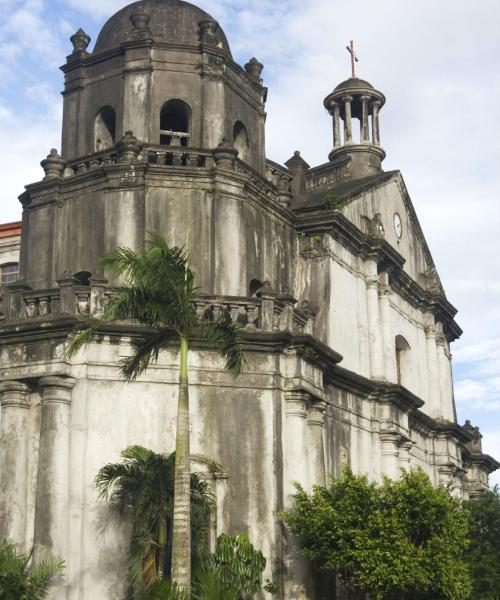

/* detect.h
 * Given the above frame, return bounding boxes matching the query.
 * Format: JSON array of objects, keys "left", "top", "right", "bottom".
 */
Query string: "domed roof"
[
  {"left": 93, "top": 0, "right": 231, "bottom": 55},
  {"left": 334, "top": 77, "right": 375, "bottom": 92}
]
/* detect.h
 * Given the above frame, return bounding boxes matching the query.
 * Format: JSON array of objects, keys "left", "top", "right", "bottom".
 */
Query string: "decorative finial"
[
  {"left": 213, "top": 138, "right": 238, "bottom": 169},
  {"left": 199, "top": 18, "right": 219, "bottom": 46},
  {"left": 70, "top": 28, "right": 91, "bottom": 54},
  {"left": 116, "top": 131, "right": 140, "bottom": 162},
  {"left": 244, "top": 57, "right": 264, "bottom": 83},
  {"left": 41, "top": 149, "right": 65, "bottom": 180},
  {"left": 346, "top": 40, "right": 358, "bottom": 78},
  {"left": 130, "top": 4, "right": 151, "bottom": 30}
]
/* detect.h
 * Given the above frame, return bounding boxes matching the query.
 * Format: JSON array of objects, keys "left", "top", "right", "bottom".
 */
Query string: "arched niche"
[
  {"left": 160, "top": 99, "right": 191, "bottom": 146},
  {"left": 94, "top": 106, "right": 116, "bottom": 151},
  {"left": 395, "top": 335, "right": 411, "bottom": 386},
  {"left": 233, "top": 121, "right": 249, "bottom": 162},
  {"left": 249, "top": 278, "right": 263, "bottom": 297}
]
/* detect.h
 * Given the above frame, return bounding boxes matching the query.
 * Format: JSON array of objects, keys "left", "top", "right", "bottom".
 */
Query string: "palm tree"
[
  {"left": 67, "top": 232, "right": 244, "bottom": 593},
  {"left": 0, "top": 538, "right": 64, "bottom": 600},
  {"left": 95, "top": 446, "right": 214, "bottom": 596}
]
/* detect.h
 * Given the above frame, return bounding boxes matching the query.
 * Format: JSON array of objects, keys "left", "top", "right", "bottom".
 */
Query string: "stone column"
[
  {"left": 378, "top": 274, "right": 394, "bottom": 381},
  {"left": 284, "top": 391, "right": 310, "bottom": 599},
  {"left": 343, "top": 95, "right": 353, "bottom": 144},
  {"left": 0, "top": 381, "right": 31, "bottom": 547},
  {"left": 307, "top": 400, "right": 326, "bottom": 488},
  {"left": 372, "top": 100, "right": 381, "bottom": 145},
  {"left": 425, "top": 322, "right": 439, "bottom": 418},
  {"left": 284, "top": 391, "right": 309, "bottom": 496},
  {"left": 380, "top": 430, "right": 401, "bottom": 479},
  {"left": 436, "top": 333, "right": 455, "bottom": 421},
  {"left": 331, "top": 101, "right": 341, "bottom": 147},
  {"left": 34, "top": 376, "right": 76, "bottom": 592},
  {"left": 360, "top": 95, "right": 370, "bottom": 142},
  {"left": 366, "top": 262, "right": 384, "bottom": 379}
]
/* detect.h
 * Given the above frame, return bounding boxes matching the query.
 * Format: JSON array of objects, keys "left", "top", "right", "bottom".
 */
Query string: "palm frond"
[
  {"left": 25, "top": 557, "right": 65, "bottom": 600},
  {"left": 194, "top": 314, "right": 245, "bottom": 377},
  {"left": 119, "top": 330, "right": 176, "bottom": 381},
  {"left": 105, "top": 285, "right": 192, "bottom": 330},
  {"left": 66, "top": 320, "right": 104, "bottom": 358}
]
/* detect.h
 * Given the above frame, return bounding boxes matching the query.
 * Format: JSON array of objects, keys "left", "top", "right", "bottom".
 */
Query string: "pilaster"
[
  {"left": 307, "top": 400, "right": 327, "bottom": 488},
  {"left": 425, "top": 318, "right": 439, "bottom": 418},
  {"left": 34, "top": 375, "right": 76, "bottom": 599},
  {"left": 366, "top": 261, "right": 384, "bottom": 379},
  {"left": 0, "top": 381, "right": 31, "bottom": 547},
  {"left": 378, "top": 273, "right": 394, "bottom": 381}
]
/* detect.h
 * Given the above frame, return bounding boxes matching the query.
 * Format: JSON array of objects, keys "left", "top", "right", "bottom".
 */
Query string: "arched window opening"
[
  {"left": 249, "top": 278, "right": 263, "bottom": 297},
  {"left": 395, "top": 335, "right": 411, "bottom": 386},
  {"left": 73, "top": 271, "right": 92, "bottom": 286},
  {"left": 233, "top": 121, "right": 249, "bottom": 162},
  {"left": 1, "top": 263, "right": 19, "bottom": 284},
  {"left": 94, "top": 107, "right": 116, "bottom": 151},
  {"left": 160, "top": 100, "right": 191, "bottom": 147}
]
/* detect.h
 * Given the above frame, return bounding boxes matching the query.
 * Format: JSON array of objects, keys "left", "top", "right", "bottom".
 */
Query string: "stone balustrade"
[
  {"left": 145, "top": 145, "right": 214, "bottom": 168},
  {"left": 2, "top": 285, "right": 314, "bottom": 335},
  {"left": 64, "top": 147, "right": 119, "bottom": 177},
  {"left": 22, "top": 290, "right": 60, "bottom": 318}
]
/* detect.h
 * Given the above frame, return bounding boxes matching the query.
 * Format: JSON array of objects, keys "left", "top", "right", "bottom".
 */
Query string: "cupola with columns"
[{"left": 324, "top": 75, "right": 386, "bottom": 179}]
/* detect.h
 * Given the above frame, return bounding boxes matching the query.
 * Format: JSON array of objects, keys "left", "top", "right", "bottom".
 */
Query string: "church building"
[{"left": 0, "top": 1, "right": 497, "bottom": 598}]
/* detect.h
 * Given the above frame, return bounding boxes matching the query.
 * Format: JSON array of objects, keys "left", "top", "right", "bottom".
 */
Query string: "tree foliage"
[
  {"left": 283, "top": 467, "right": 472, "bottom": 600},
  {"left": 95, "top": 446, "right": 213, "bottom": 596},
  {"left": 135, "top": 534, "right": 273, "bottom": 600},
  {"left": 466, "top": 486, "right": 500, "bottom": 600},
  {"left": 197, "top": 534, "right": 267, "bottom": 600},
  {"left": 0, "top": 539, "right": 64, "bottom": 600},
  {"left": 67, "top": 232, "right": 244, "bottom": 379}
]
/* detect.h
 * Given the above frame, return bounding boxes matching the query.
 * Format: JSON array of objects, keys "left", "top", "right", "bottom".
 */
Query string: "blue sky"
[{"left": 1, "top": 0, "right": 499, "bottom": 485}]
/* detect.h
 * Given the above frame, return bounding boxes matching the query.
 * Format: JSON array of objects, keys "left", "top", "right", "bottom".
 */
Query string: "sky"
[{"left": 0, "top": 0, "right": 499, "bottom": 485}]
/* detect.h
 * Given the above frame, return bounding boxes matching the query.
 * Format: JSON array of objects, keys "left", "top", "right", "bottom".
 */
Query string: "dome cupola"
[{"left": 323, "top": 44, "right": 386, "bottom": 179}]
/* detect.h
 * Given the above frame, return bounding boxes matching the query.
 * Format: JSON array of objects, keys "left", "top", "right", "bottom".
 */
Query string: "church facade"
[{"left": 0, "top": 1, "right": 497, "bottom": 598}]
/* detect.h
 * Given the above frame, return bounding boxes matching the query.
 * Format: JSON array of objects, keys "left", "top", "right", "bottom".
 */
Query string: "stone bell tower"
[{"left": 324, "top": 77, "right": 386, "bottom": 179}]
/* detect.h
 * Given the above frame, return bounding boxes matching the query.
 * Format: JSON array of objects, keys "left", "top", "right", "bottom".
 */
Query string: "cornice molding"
[{"left": 295, "top": 210, "right": 462, "bottom": 341}]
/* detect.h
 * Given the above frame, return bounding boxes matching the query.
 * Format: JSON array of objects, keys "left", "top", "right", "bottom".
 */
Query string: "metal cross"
[{"left": 346, "top": 40, "right": 358, "bottom": 78}]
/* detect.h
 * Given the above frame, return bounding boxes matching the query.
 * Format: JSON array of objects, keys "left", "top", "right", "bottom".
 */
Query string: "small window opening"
[
  {"left": 233, "top": 121, "right": 249, "bottom": 162},
  {"left": 1, "top": 263, "right": 19, "bottom": 284},
  {"left": 395, "top": 335, "right": 411, "bottom": 385},
  {"left": 94, "top": 107, "right": 116, "bottom": 151},
  {"left": 249, "top": 278, "right": 263, "bottom": 297},
  {"left": 160, "top": 100, "right": 191, "bottom": 147},
  {"left": 73, "top": 271, "right": 92, "bottom": 286}
]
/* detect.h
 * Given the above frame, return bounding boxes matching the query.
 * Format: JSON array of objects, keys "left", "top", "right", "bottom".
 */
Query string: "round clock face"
[{"left": 394, "top": 213, "right": 402, "bottom": 239}]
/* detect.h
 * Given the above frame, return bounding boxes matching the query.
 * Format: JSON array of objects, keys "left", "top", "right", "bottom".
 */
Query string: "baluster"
[
  {"left": 245, "top": 303, "right": 259, "bottom": 329},
  {"left": 38, "top": 297, "right": 50, "bottom": 317},
  {"left": 212, "top": 303, "right": 224, "bottom": 321},
  {"left": 194, "top": 301, "right": 208, "bottom": 320},
  {"left": 76, "top": 292, "right": 90, "bottom": 315},
  {"left": 50, "top": 295, "right": 60, "bottom": 315},
  {"left": 229, "top": 304, "right": 241, "bottom": 323},
  {"left": 25, "top": 299, "right": 38, "bottom": 318}
]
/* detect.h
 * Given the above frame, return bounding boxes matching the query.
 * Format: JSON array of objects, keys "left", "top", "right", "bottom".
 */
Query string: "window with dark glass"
[{"left": 1, "top": 263, "right": 19, "bottom": 284}]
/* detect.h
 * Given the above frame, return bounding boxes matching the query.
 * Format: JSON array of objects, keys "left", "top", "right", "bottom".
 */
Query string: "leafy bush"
[{"left": 283, "top": 467, "right": 471, "bottom": 600}]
